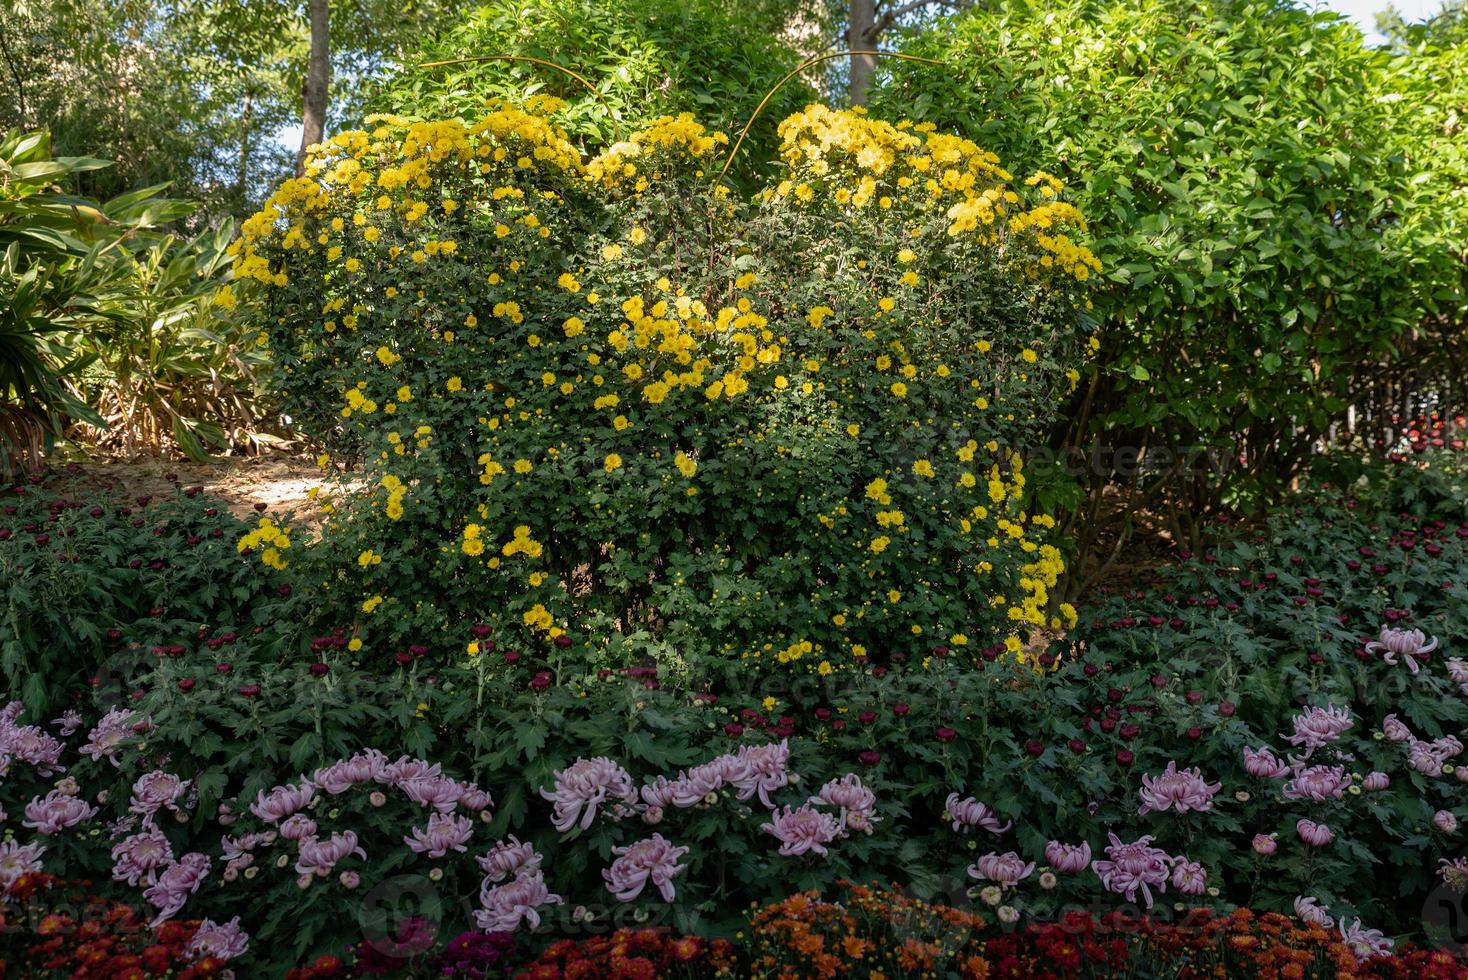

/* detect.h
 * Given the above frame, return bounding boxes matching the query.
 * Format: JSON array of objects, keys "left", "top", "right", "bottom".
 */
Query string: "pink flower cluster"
[
  {"left": 968, "top": 851, "right": 1034, "bottom": 888},
  {"left": 474, "top": 836, "right": 560, "bottom": 933},
  {"left": 1282, "top": 704, "right": 1353, "bottom": 755},
  {"left": 22, "top": 789, "right": 97, "bottom": 835},
  {"left": 0, "top": 840, "right": 45, "bottom": 894},
  {"left": 0, "top": 701, "right": 66, "bottom": 777},
  {"left": 639, "top": 740, "right": 794, "bottom": 817},
  {"left": 79, "top": 706, "right": 150, "bottom": 767},
  {"left": 1293, "top": 896, "right": 1392, "bottom": 961},
  {"left": 1136, "top": 761, "right": 1220, "bottom": 815},
  {"left": 1091, "top": 832, "right": 1205, "bottom": 908},
  {"left": 1365, "top": 625, "right": 1437, "bottom": 675},
  {"left": 761, "top": 804, "right": 843, "bottom": 856},
  {"left": 187, "top": 916, "right": 250, "bottom": 963},
  {"left": 143, "top": 851, "right": 212, "bottom": 926},
  {"left": 603, "top": 834, "right": 689, "bottom": 902},
  {"left": 540, "top": 756, "right": 639, "bottom": 832},
  {"left": 945, "top": 793, "right": 1012, "bottom": 835}
]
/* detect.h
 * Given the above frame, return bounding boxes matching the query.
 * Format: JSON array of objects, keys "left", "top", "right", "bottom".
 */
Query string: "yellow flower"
[
  {"left": 674, "top": 452, "right": 698, "bottom": 478},
  {"left": 603, "top": 453, "right": 623, "bottom": 472},
  {"left": 446, "top": 376, "right": 463, "bottom": 392},
  {"left": 523, "top": 603, "right": 553, "bottom": 631},
  {"left": 890, "top": 381, "right": 907, "bottom": 397}
]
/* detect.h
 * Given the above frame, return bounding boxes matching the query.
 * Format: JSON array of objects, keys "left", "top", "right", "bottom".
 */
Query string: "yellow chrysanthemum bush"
[{"left": 232, "top": 99, "right": 1098, "bottom": 680}]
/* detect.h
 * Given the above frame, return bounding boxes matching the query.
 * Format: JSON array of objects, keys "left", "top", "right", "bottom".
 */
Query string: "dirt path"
[{"left": 45, "top": 451, "right": 336, "bottom": 527}]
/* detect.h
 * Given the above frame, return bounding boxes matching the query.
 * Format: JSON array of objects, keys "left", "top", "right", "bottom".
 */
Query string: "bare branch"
[{"left": 869, "top": 0, "right": 972, "bottom": 40}]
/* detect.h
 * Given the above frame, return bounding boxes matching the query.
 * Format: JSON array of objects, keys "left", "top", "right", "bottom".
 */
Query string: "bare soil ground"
[{"left": 44, "top": 450, "right": 336, "bottom": 528}]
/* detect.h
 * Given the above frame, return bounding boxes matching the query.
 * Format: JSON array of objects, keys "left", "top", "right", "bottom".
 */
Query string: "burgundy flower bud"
[
  {"left": 936, "top": 726, "right": 957, "bottom": 743},
  {"left": 216, "top": 663, "right": 232, "bottom": 674},
  {"left": 253, "top": 502, "right": 267, "bottom": 512},
  {"left": 529, "top": 671, "right": 552, "bottom": 690},
  {"left": 893, "top": 703, "right": 910, "bottom": 717},
  {"left": 1025, "top": 738, "right": 1045, "bottom": 757},
  {"left": 1150, "top": 675, "right": 1167, "bottom": 689},
  {"left": 1186, "top": 726, "right": 1203, "bottom": 740},
  {"left": 1068, "top": 738, "right": 1086, "bottom": 753},
  {"left": 1185, "top": 691, "right": 1202, "bottom": 704},
  {"left": 178, "top": 678, "right": 196, "bottom": 692},
  {"left": 723, "top": 723, "right": 744, "bottom": 737},
  {"left": 858, "top": 750, "right": 881, "bottom": 766},
  {"left": 394, "top": 652, "right": 413, "bottom": 666},
  {"left": 238, "top": 684, "right": 261, "bottom": 698},
  {"left": 1218, "top": 701, "right": 1236, "bottom": 717},
  {"left": 308, "top": 662, "right": 329, "bottom": 677},
  {"left": 1115, "top": 749, "right": 1135, "bottom": 766},
  {"left": 858, "top": 710, "right": 877, "bottom": 724},
  {"left": 553, "top": 635, "right": 572, "bottom": 648}
]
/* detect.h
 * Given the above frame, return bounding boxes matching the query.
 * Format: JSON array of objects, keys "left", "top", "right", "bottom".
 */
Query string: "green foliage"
[
  {"left": 4, "top": 459, "right": 1467, "bottom": 968},
  {"left": 372, "top": 0, "right": 818, "bottom": 187},
  {"left": 0, "top": 129, "right": 273, "bottom": 473},
  {"left": 0, "top": 475, "right": 302, "bottom": 716},
  {"left": 875, "top": 0, "right": 1468, "bottom": 538},
  {"left": 232, "top": 102, "right": 1096, "bottom": 685}
]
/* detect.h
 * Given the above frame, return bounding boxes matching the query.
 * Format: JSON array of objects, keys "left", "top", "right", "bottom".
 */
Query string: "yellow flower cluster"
[
  {"left": 237, "top": 517, "right": 291, "bottom": 570},
  {"left": 584, "top": 113, "right": 729, "bottom": 189},
  {"left": 233, "top": 97, "right": 1101, "bottom": 674}
]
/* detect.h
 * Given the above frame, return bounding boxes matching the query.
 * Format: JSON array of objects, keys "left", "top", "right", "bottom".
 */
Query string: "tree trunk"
[
  {"left": 238, "top": 88, "right": 253, "bottom": 207},
  {"left": 848, "top": 0, "right": 877, "bottom": 106},
  {"left": 296, "top": 0, "right": 330, "bottom": 175}
]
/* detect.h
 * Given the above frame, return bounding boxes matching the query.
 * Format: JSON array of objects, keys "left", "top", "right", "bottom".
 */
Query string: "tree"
[
  {"left": 845, "top": 0, "right": 971, "bottom": 104},
  {"left": 374, "top": 0, "right": 818, "bottom": 186},
  {"left": 1378, "top": 0, "right": 1468, "bottom": 48},
  {"left": 876, "top": 0, "right": 1468, "bottom": 567},
  {"left": 298, "top": 0, "right": 329, "bottom": 172}
]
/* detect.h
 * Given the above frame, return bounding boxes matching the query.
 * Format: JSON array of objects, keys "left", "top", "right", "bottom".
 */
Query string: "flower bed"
[{"left": 3, "top": 98, "right": 1467, "bottom": 975}]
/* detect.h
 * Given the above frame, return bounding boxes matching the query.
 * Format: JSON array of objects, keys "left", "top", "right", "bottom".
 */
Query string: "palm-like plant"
[{"left": 0, "top": 129, "right": 273, "bottom": 477}]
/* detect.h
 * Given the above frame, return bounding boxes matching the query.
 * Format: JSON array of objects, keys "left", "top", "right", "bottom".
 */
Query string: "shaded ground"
[{"left": 46, "top": 451, "right": 340, "bottom": 529}]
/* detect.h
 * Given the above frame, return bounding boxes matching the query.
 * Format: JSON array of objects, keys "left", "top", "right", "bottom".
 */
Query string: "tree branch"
[{"left": 868, "top": 0, "right": 971, "bottom": 41}]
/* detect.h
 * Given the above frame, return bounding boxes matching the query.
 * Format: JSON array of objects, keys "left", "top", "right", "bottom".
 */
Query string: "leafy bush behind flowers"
[{"left": 232, "top": 98, "right": 1098, "bottom": 682}]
